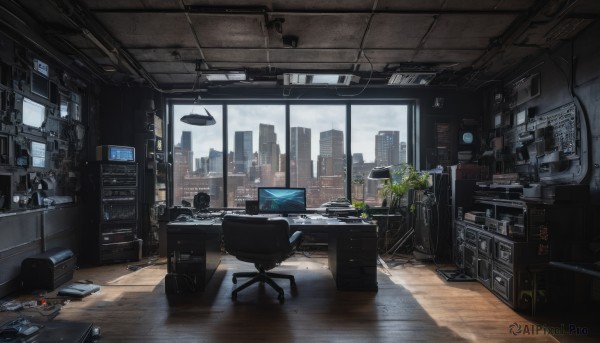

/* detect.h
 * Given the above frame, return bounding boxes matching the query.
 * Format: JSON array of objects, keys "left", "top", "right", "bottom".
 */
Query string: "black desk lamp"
[{"left": 368, "top": 166, "right": 391, "bottom": 180}]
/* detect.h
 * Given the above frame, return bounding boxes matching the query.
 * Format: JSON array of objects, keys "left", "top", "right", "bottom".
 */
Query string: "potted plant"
[{"left": 381, "top": 164, "right": 430, "bottom": 213}]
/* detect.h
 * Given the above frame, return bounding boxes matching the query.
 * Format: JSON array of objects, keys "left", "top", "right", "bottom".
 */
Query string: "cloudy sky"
[{"left": 174, "top": 104, "right": 408, "bottom": 169}]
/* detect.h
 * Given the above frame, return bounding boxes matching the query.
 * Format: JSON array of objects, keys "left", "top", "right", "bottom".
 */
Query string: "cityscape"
[{"left": 173, "top": 123, "right": 408, "bottom": 209}]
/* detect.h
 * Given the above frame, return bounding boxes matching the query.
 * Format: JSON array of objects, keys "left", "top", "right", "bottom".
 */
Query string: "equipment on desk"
[
  {"left": 245, "top": 200, "right": 259, "bottom": 215},
  {"left": 222, "top": 214, "right": 303, "bottom": 303},
  {"left": 257, "top": 187, "right": 306, "bottom": 216},
  {"left": 193, "top": 192, "right": 210, "bottom": 211}
]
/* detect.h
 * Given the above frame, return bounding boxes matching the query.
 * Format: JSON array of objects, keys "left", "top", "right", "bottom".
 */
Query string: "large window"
[
  {"left": 351, "top": 105, "right": 409, "bottom": 207},
  {"left": 290, "top": 105, "right": 346, "bottom": 208},
  {"left": 171, "top": 102, "right": 411, "bottom": 209},
  {"left": 227, "top": 105, "right": 286, "bottom": 207},
  {"left": 172, "top": 104, "right": 224, "bottom": 207}
]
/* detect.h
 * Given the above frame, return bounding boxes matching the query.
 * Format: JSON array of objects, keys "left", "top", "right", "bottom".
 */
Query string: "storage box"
[{"left": 21, "top": 247, "right": 76, "bottom": 291}]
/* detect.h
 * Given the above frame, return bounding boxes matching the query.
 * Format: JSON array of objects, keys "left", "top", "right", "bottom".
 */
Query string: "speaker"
[
  {"left": 412, "top": 173, "right": 451, "bottom": 262},
  {"left": 245, "top": 200, "right": 259, "bottom": 215}
]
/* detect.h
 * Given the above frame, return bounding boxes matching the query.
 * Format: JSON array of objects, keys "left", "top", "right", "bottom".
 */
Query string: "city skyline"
[
  {"left": 173, "top": 104, "right": 408, "bottom": 167},
  {"left": 173, "top": 103, "right": 408, "bottom": 207}
]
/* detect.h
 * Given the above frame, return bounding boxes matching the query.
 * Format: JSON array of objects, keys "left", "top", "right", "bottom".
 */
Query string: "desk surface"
[{"left": 167, "top": 215, "right": 377, "bottom": 234}]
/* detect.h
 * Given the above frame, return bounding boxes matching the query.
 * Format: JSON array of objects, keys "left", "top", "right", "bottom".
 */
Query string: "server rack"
[{"left": 85, "top": 161, "right": 142, "bottom": 264}]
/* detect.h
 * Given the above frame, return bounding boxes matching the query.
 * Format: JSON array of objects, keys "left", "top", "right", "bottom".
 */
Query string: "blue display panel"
[
  {"left": 258, "top": 187, "right": 306, "bottom": 215},
  {"left": 108, "top": 146, "right": 135, "bottom": 162}
]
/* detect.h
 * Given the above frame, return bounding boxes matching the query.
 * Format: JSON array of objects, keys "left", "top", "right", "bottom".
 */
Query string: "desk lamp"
[{"left": 368, "top": 166, "right": 391, "bottom": 207}]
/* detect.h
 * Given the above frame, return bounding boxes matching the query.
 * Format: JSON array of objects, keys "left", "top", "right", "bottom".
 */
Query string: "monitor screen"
[
  {"left": 459, "top": 130, "right": 475, "bottom": 145},
  {"left": 258, "top": 187, "right": 306, "bottom": 215},
  {"left": 108, "top": 146, "right": 135, "bottom": 162}
]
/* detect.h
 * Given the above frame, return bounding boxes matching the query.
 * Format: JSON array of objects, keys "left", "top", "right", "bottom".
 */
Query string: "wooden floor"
[{"left": 6, "top": 252, "right": 599, "bottom": 342}]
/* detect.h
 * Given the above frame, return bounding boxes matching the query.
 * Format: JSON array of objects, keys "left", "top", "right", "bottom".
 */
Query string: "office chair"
[{"left": 222, "top": 214, "right": 303, "bottom": 303}]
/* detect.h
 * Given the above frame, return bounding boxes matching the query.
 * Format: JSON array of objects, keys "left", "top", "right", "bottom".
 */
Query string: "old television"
[
  {"left": 96, "top": 145, "right": 135, "bottom": 162},
  {"left": 257, "top": 187, "right": 306, "bottom": 216}
]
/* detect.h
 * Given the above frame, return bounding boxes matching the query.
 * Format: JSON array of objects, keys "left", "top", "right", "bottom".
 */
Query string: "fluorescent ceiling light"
[
  {"left": 283, "top": 73, "right": 356, "bottom": 86},
  {"left": 388, "top": 72, "right": 436, "bottom": 86},
  {"left": 203, "top": 71, "right": 246, "bottom": 81}
]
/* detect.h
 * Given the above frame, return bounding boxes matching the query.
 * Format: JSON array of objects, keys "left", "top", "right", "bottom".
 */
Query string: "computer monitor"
[{"left": 257, "top": 187, "right": 306, "bottom": 216}]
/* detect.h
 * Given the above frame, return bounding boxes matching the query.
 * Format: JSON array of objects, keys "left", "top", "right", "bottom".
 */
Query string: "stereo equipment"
[
  {"left": 477, "top": 232, "right": 492, "bottom": 258},
  {"left": 465, "top": 228, "right": 477, "bottom": 248},
  {"left": 494, "top": 239, "right": 514, "bottom": 267}
]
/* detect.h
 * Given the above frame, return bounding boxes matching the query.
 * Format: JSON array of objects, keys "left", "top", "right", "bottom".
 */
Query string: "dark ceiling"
[{"left": 6, "top": 0, "right": 600, "bottom": 92}]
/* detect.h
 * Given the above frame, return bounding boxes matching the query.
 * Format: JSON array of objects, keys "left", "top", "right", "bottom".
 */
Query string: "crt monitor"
[{"left": 257, "top": 187, "right": 306, "bottom": 215}]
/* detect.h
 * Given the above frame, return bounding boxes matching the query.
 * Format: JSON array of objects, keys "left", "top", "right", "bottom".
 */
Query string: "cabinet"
[
  {"left": 455, "top": 197, "right": 550, "bottom": 312},
  {"left": 165, "top": 220, "right": 221, "bottom": 293},
  {"left": 328, "top": 229, "right": 378, "bottom": 291}
]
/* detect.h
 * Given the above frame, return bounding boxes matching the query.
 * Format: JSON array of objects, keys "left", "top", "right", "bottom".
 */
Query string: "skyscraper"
[
  {"left": 399, "top": 141, "right": 407, "bottom": 163},
  {"left": 181, "top": 131, "right": 193, "bottom": 174},
  {"left": 208, "top": 148, "right": 223, "bottom": 174},
  {"left": 375, "top": 131, "right": 400, "bottom": 166},
  {"left": 290, "top": 127, "right": 312, "bottom": 188},
  {"left": 318, "top": 129, "right": 344, "bottom": 177},
  {"left": 234, "top": 131, "right": 252, "bottom": 173},
  {"left": 259, "top": 124, "right": 277, "bottom": 166}
]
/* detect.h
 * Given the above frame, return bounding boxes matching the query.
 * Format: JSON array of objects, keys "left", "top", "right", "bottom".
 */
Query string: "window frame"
[{"left": 168, "top": 98, "right": 416, "bottom": 208}]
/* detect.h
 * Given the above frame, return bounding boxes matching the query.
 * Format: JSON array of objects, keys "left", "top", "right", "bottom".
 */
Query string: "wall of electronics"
[
  {"left": 484, "top": 71, "right": 586, "bottom": 185},
  {"left": 0, "top": 39, "right": 88, "bottom": 211}
]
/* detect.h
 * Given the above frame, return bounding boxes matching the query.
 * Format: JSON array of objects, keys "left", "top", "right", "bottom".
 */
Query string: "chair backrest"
[{"left": 222, "top": 215, "right": 292, "bottom": 264}]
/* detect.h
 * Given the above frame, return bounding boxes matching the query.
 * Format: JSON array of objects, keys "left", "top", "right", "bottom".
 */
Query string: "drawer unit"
[
  {"left": 477, "top": 257, "right": 492, "bottom": 289},
  {"left": 329, "top": 231, "right": 378, "bottom": 291},
  {"left": 492, "top": 266, "right": 514, "bottom": 305},
  {"left": 463, "top": 246, "right": 477, "bottom": 278}
]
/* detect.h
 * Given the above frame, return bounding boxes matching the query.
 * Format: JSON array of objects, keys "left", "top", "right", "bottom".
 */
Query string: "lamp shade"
[
  {"left": 368, "top": 166, "right": 391, "bottom": 179},
  {"left": 180, "top": 108, "right": 216, "bottom": 126}
]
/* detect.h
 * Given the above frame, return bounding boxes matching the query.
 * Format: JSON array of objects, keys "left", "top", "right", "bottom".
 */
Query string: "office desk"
[
  {"left": 165, "top": 220, "right": 222, "bottom": 294},
  {"left": 166, "top": 217, "right": 378, "bottom": 292},
  {"left": 290, "top": 217, "right": 378, "bottom": 291}
]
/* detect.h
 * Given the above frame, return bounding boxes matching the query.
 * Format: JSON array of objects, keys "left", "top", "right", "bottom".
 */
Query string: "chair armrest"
[{"left": 289, "top": 230, "right": 303, "bottom": 249}]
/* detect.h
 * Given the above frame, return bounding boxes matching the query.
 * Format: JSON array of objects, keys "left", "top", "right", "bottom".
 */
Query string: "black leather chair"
[{"left": 222, "top": 214, "right": 303, "bottom": 303}]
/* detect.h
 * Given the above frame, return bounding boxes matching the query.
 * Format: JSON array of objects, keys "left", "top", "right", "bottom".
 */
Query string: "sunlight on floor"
[{"left": 383, "top": 262, "right": 556, "bottom": 342}]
